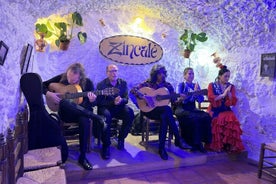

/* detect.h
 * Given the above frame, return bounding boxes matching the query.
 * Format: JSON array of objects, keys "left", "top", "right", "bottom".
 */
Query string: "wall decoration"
[
  {"left": 21, "top": 44, "right": 33, "bottom": 74},
  {"left": 0, "top": 41, "right": 9, "bottom": 66},
  {"left": 260, "top": 53, "right": 276, "bottom": 77},
  {"left": 99, "top": 35, "right": 163, "bottom": 65}
]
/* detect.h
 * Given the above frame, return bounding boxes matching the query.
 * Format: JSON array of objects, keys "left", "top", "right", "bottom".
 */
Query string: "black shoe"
[
  {"left": 198, "top": 143, "right": 207, "bottom": 153},
  {"left": 158, "top": 148, "right": 168, "bottom": 160},
  {"left": 78, "top": 157, "right": 93, "bottom": 170},
  {"left": 117, "top": 140, "right": 125, "bottom": 150},
  {"left": 175, "top": 139, "right": 192, "bottom": 149},
  {"left": 101, "top": 146, "right": 110, "bottom": 160},
  {"left": 191, "top": 146, "right": 198, "bottom": 152},
  {"left": 191, "top": 143, "right": 207, "bottom": 153}
]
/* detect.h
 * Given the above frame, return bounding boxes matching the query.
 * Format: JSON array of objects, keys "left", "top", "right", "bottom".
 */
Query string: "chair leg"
[
  {"left": 258, "top": 143, "right": 266, "bottom": 178},
  {"left": 145, "top": 119, "right": 150, "bottom": 150},
  {"left": 141, "top": 115, "right": 145, "bottom": 143}
]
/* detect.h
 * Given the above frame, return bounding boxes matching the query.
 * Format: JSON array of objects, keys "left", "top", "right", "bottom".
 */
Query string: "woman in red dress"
[{"left": 207, "top": 65, "right": 244, "bottom": 153}]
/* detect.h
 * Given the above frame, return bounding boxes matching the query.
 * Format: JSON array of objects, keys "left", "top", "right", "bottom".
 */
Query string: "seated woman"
[
  {"left": 174, "top": 67, "right": 212, "bottom": 153},
  {"left": 207, "top": 65, "right": 244, "bottom": 153}
]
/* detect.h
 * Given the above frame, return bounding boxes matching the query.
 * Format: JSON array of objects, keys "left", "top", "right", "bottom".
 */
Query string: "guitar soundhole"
[{"left": 156, "top": 95, "right": 161, "bottom": 101}]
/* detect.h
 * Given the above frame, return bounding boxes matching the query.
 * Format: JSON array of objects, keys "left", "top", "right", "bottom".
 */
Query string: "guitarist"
[
  {"left": 173, "top": 67, "right": 212, "bottom": 153},
  {"left": 42, "top": 62, "right": 97, "bottom": 170},
  {"left": 130, "top": 64, "right": 191, "bottom": 160}
]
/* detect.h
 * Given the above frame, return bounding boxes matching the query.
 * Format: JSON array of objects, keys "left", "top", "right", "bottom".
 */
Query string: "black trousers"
[
  {"left": 175, "top": 108, "right": 212, "bottom": 146},
  {"left": 58, "top": 100, "right": 91, "bottom": 159},
  {"left": 98, "top": 105, "right": 134, "bottom": 147},
  {"left": 142, "top": 106, "right": 181, "bottom": 149}
]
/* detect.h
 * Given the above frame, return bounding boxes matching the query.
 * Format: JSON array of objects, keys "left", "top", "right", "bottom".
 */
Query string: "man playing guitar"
[
  {"left": 130, "top": 64, "right": 191, "bottom": 160},
  {"left": 43, "top": 62, "right": 97, "bottom": 170}
]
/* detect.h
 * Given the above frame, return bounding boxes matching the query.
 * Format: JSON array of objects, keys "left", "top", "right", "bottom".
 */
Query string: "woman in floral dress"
[{"left": 207, "top": 65, "right": 244, "bottom": 153}]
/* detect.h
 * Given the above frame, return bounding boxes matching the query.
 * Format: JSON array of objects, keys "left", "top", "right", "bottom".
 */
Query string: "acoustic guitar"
[
  {"left": 135, "top": 87, "right": 207, "bottom": 112},
  {"left": 46, "top": 83, "right": 120, "bottom": 112}
]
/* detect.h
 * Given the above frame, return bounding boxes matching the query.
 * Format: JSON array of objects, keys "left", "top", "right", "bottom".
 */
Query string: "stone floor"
[{"left": 64, "top": 134, "right": 275, "bottom": 184}]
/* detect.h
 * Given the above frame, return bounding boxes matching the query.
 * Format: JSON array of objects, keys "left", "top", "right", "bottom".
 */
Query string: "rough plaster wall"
[{"left": 0, "top": 0, "right": 275, "bottom": 162}]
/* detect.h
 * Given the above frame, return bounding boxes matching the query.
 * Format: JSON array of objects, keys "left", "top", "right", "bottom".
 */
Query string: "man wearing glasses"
[{"left": 96, "top": 64, "right": 134, "bottom": 160}]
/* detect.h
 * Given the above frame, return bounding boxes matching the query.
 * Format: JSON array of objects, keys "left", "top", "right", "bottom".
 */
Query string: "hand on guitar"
[
  {"left": 46, "top": 91, "right": 61, "bottom": 105},
  {"left": 87, "top": 92, "right": 97, "bottom": 102},
  {"left": 144, "top": 95, "right": 155, "bottom": 108}
]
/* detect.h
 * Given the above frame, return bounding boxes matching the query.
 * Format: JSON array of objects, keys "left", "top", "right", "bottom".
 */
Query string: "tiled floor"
[
  {"left": 65, "top": 135, "right": 275, "bottom": 184},
  {"left": 68, "top": 160, "right": 275, "bottom": 184}
]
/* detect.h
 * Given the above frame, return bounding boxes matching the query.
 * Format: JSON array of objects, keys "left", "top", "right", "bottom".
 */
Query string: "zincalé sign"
[{"left": 99, "top": 35, "right": 163, "bottom": 65}]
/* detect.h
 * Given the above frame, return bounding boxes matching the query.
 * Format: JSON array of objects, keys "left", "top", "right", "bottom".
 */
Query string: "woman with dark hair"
[
  {"left": 43, "top": 62, "right": 97, "bottom": 170},
  {"left": 131, "top": 64, "right": 191, "bottom": 160},
  {"left": 174, "top": 67, "right": 212, "bottom": 153},
  {"left": 207, "top": 65, "right": 244, "bottom": 153}
]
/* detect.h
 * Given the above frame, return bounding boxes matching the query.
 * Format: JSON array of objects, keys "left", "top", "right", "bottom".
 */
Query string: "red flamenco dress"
[{"left": 207, "top": 82, "right": 244, "bottom": 153}]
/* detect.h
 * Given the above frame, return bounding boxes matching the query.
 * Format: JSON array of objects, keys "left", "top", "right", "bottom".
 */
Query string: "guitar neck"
[
  {"left": 156, "top": 93, "right": 180, "bottom": 101},
  {"left": 135, "top": 88, "right": 180, "bottom": 101},
  {"left": 64, "top": 90, "right": 105, "bottom": 99}
]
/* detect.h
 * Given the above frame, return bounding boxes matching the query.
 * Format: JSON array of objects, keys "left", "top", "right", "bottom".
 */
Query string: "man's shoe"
[
  {"left": 191, "top": 146, "right": 198, "bottom": 152},
  {"left": 158, "top": 148, "right": 168, "bottom": 160},
  {"left": 175, "top": 139, "right": 192, "bottom": 149},
  {"left": 117, "top": 140, "right": 125, "bottom": 150},
  {"left": 101, "top": 146, "right": 110, "bottom": 160},
  {"left": 78, "top": 157, "right": 93, "bottom": 170},
  {"left": 191, "top": 143, "right": 207, "bottom": 153},
  {"left": 198, "top": 143, "right": 207, "bottom": 153}
]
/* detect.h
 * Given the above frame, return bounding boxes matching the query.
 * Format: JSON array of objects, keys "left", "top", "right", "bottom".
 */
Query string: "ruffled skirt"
[{"left": 208, "top": 111, "right": 244, "bottom": 153}]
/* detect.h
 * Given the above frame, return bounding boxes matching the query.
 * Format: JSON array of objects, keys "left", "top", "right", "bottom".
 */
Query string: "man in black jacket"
[
  {"left": 97, "top": 64, "right": 134, "bottom": 160},
  {"left": 43, "top": 62, "right": 97, "bottom": 170}
]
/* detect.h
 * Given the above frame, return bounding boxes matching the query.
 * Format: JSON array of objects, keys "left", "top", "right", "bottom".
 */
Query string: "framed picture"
[
  {"left": 21, "top": 44, "right": 33, "bottom": 74},
  {"left": 0, "top": 40, "right": 9, "bottom": 66},
  {"left": 260, "top": 53, "right": 276, "bottom": 77}
]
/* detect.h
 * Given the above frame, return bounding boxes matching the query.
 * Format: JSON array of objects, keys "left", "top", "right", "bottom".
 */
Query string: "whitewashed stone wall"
[{"left": 0, "top": 0, "right": 275, "bottom": 163}]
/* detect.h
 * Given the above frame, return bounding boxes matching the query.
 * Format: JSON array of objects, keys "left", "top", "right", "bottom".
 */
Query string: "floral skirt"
[{"left": 208, "top": 111, "right": 244, "bottom": 153}]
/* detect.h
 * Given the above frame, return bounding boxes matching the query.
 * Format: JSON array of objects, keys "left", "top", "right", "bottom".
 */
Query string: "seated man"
[
  {"left": 130, "top": 64, "right": 191, "bottom": 160},
  {"left": 43, "top": 62, "right": 98, "bottom": 170},
  {"left": 96, "top": 64, "right": 134, "bottom": 160}
]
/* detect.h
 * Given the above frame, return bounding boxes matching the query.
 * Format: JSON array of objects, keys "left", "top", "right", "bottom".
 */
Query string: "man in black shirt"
[
  {"left": 97, "top": 64, "right": 134, "bottom": 160},
  {"left": 43, "top": 63, "right": 97, "bottom": 170}
]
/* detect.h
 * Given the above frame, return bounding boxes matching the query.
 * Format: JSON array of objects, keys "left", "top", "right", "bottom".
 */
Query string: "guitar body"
[
  {"left": 47, "top": 83, "right": 83, "bottom": 112},
  {"left": 136, "top": 87, "right": 170, "bottom": 113},
  {"left": 46, "top": 83, "right": 120, "bottom": 112}
]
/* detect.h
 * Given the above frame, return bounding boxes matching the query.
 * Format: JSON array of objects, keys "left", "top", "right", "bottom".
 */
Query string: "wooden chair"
[
  {"left": 196, "top": 98, "right": 210, "bottom": 112},
  {"left": 16, "top": 107, "right": 66, "bottom": 184},
  {"left": 7, "top": 113, "right": 27, "bottom": 184},
  {"left": 258, "top": 143, "right": 276, "bottom": 178},
  {"left": 93, "top": 118, "right": 122, "bottom": 147},
  {"left": 0, "top": 133, "right": 8, "bottom": 184},
  {"left": 140, "top": 111, "right": 173, "bottom": 149}
]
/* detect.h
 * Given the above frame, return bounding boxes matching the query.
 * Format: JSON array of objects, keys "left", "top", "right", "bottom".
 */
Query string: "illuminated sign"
[{"left": 99, "top": 35, "right": 163, "bottom": 65}]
